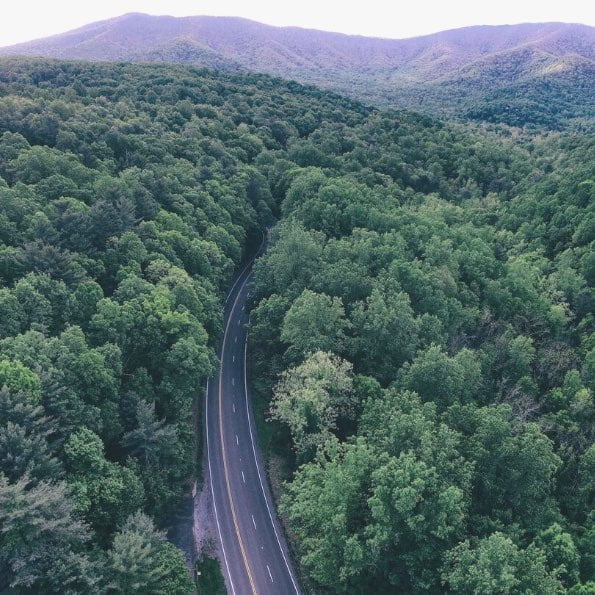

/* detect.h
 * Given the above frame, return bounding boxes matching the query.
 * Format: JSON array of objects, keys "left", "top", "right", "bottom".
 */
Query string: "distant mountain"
[{"left": 1, "top": 14, "right": 593, "bottom": 127}]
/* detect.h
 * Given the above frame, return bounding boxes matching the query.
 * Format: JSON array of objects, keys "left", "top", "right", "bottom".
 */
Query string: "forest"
[
  {"left": 0, "top": 56, "right": 592, "bottom": 593},
  {"left": 3, "top": 15, "right": 593, "bottom": 131},
  {"left": 247, "top": 89, "right": 594, "bottom": 591}
]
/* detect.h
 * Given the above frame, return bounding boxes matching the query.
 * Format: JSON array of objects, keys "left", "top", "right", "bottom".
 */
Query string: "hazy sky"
[{"left": 1, "top": 0, "right": 593, "bottom": 46}]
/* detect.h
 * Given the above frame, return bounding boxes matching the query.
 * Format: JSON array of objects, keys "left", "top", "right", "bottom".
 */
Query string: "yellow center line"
[{"left": 219, "top": 269, "right": 258, "bottom": 595}]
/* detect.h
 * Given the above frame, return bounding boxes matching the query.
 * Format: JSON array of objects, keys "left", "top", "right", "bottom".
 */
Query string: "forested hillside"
[
  {"left": 0, "top": 56, "right": 592, "bottom": 593},
  {"left": 248, "top": 107, "right": 595, "bottom": 589},
  {"left": 2, "top": 14, "right": 593, "bottom": 129}
]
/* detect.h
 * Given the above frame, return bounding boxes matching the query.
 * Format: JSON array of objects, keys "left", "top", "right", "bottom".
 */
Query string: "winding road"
[{"left": 205, "top": 235, "right": 300, "bottom": 595}]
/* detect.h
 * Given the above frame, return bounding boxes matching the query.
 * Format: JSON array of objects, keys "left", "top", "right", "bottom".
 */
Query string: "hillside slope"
[{"left": 1, "top": 14, "right": 593, "bottom": 127}]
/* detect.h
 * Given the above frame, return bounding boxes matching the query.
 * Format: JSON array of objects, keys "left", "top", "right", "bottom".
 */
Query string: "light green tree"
[
  {"left": 443, "top": 532, "right": 563, "bottom": 594},
  {"left": 106, "top": 511, "right": 193, "bottom": 594},
  {"left": 0, "top": 359, "right": 41, "bottom": 404},
  {"left": 270, "top": 351, "right": 354, "bottom": 459}
]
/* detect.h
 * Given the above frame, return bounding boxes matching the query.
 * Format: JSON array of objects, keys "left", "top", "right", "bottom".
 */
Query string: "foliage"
[
  {"left": 0, "top": 56, "right": 360, "bottom": 589},
  {"left": 442, "top": 532, "right": 563, "bottom": 594},
  {"left": 106, "top": 512, "right": 193, "bottom": 594},
  {"left": 247, "top": 73, "right": 594, "bottom": 591},
  {"left": 0, "top": 55, "right": 592, "bottom": 591},
  {"left": 270, "top": 351, "right": 354, "bottom": 459},
  {"left": 195, "top": 556, "right": 226, "bottom": 595},
  {"left": 1, "top": 16, "right": 592, "bottom": 129},
  {"left": 0, "top": 475, "right": 99, "bottom": 593}
]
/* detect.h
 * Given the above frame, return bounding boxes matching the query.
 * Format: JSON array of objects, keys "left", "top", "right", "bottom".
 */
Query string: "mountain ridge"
[{"left": 1, "top": 14, "right": 593, "bottom": 126}]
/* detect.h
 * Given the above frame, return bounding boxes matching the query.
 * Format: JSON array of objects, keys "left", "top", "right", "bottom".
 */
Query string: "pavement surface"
[{"left": 205, "top": 237, "right": 301, "bottom": 595}]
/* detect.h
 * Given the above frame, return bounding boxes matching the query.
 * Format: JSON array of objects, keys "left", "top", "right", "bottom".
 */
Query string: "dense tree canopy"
[
  {"left": 247, "top": 75, "right": 594, "bottom": 591},
  {"left": 0, "top": 55, "right": 592, "bottom": 592}
]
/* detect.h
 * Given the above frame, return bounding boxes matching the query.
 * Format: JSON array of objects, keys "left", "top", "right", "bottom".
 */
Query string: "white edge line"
[
  {"left": 244, "top": 332, "right": 301, "bottom": 593},
  {"left": 205, "top": 378, "right": 237, "bottom": 595}
]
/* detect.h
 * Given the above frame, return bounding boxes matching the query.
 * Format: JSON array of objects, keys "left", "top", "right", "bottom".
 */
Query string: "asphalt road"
[{"left": 205, "top": 236, "right": 300, "bottom": 595}]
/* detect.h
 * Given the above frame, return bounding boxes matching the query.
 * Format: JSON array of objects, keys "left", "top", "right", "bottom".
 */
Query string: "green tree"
[
  {"left": 0, "top": 421, "right": 61, "bottom": 483},
  {"left": 0, "top": 474, "right": 99, "bottom": 593},
  {"left": 579, "top": 512, "right": 595, "bottom": 582},
  {"left": 534, "top": 523, "right": 580, "bottom": 587},
  {"left": 106, "top": 511, "right": 192, "bottom": 594},
  {"left": 446, "top": 404, "right": 561, "bottom": 536},
  {"left": 0, "top": 359, "right": 41, "bottom": 403},
  {"left": 442, "top": 532, "right": 563, "bottom": 594},
  {"left": 122, "top": 399, "right": 176, "bottom": 466},
  {"left": 280, "top": 437, "right": 376, "bottom": 589},
  {"left": 65, "top": 428, "right": 145, "bottom": 541},
  {"left": 398, "top": 344, "right": 482, "bottom": 408},
  {"left": 0, "top": 288, "right": 21, "bottom": 336},
  {"left": 281, "top": 289, "right": 350, "bottom": 360},
  {"left": 252, "top": 221, "right": 323, "bottom": 298},
  {"left": 283, "top": 389, "right": 472, "bottom": 592},
  {"left": 270, "top": 351, "right": 355, "bottom": 459},
  {"left": 350, "top": 284, "right": 419, "bottom": 383}
]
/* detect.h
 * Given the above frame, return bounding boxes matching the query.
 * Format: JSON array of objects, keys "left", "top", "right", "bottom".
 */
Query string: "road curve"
[{"left": 205, "top": 235, "right": 300, "bottom": 595}]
